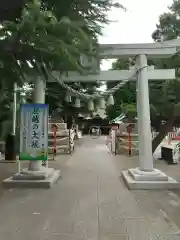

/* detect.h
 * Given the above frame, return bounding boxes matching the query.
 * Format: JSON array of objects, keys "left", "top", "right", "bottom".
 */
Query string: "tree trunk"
[{"left": 152, "top": 115, "right": 175, "bottom": 153}]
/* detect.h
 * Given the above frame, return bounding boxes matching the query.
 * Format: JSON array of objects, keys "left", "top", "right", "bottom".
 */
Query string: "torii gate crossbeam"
[
  {"left": 99, "top": 42, "right": 177, "bottom": 58},
  {"left": 51, "top": 68, "right": 175, "bottom": 82}
]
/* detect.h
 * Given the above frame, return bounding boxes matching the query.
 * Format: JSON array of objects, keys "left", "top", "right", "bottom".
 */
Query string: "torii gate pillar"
[
  {"left": 136, "top": 54, "right": 153, "bottom": 171},
  {"left": 122, "top": 54, "right": 180, "bottom": 189}
]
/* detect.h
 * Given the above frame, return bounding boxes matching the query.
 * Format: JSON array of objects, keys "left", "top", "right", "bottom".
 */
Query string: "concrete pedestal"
[
  {"left": 3, "top": 167, "right": 61, "bottom": 189},
  {"left": 122, "top": 168, "right": 180, "bottom": 190}
]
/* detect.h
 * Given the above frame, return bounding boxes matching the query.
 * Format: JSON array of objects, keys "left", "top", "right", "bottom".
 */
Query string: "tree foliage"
[
  {"left": 0, "top": 0, "right": 123, "bottom": 137},
  {"left": 0, "top": 0, "right": 94, "bottom": 127},
  {"left": 0, "top": 0, "right": 26, "bottom": 21},
  {"left": 42, "top": 0, "right": 124, "bottom": 37}
]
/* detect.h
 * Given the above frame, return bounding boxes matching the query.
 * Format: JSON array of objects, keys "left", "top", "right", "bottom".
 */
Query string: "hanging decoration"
[
  {"left": 96, "top": 108, "right": 107, "bottom": 119},
  {"left": 75, "top": 98, "right": 81, "bottom": 108},
  {"left": 52, "top": 65, "right": 149, "bottom": 109},
  {"left": 88, "top": 99, "right": 94, "bottom": 111},
  {"left": 98, "top": 97, "right": 106, "bottom": 109},
  {"left": 65, "top": 92, "right": 71, "bottom": 102},
  {"left": 94, "top": 101, "right": 99, "bottom": 112},
  {"left": 107, "top": 94, "right": 114, "bottom": 106}
]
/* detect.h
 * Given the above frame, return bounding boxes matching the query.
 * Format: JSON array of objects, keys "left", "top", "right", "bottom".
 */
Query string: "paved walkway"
[{"left": 0, "top": 136, "right": 180, "bottom": 239}]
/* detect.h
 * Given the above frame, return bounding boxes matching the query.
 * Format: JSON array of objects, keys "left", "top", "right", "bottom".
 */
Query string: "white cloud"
[{"left": 100, "top": 0, "right": 173, "bottom": 70}]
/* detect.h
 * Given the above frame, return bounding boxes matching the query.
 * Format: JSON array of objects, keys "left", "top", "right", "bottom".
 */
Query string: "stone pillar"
[
  {"left": 28, "top": 77, "right": 45, "bottom": 171},
  {"left": 136, "top": 54, "right": 153, "bottom": 171},
  {"left": 12, "top": 83, "right": 17, "bottom": 135},
  {"left": 121, "top": 54, "right": 180, "bottom": 189}
]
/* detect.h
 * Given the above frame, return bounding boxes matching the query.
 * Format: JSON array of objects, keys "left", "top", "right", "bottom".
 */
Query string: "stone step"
[
  {"left": 118, "top": 143, "right": 138, "bottom": 148},
  {"left": 49, "top": 119, "right": 64, "bottom": 123},
  {"left": 118, "top": 138, "right": 138, "bottom": 142},
  {"left": 48, "top": 149, "right": 70, "bottom": 155},
  {"left": 48, "top": 130, "right": 69, "bottom": 137},
  {"left": 48, "top": 123, "right": 67, "bottom": 131},
  {"left": 117, "top": 139, "right": 138, "bottom": 148},
  {"left": 48, "top": 129, "right": 75, "bottom": 137},
  {"left": 48, "top": 144, "right": 74, "bottom": 154},
  {"left": 116, "top": 146, "right": 139, "bottom": 156},
  {"left": 118, "top": 135, "right": 139, "bottom": 141},
  {"left": 48, "top": 137, "right": 69, "bottom": 146}
]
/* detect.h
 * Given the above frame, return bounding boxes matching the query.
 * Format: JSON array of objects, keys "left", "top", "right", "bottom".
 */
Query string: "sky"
[{"left": 100, "top": 0, "right": 173, "bottom": 70}]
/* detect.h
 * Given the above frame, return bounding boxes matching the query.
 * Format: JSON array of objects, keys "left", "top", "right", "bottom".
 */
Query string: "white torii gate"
[
  {"left": 51, "top": 40, "right": 180, "bottom": 190},
  {"left": 3, "top": 39, "right": 180, "bottom": 189}
]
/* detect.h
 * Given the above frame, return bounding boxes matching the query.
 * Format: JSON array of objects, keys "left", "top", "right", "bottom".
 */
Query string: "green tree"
[
  {"left": 0, "top": 0, "right": 123, "bottom": 136},
  {"left": 0, "top": 0, "right": 95, "bottom": 137},
  {"left": 0, "top": 0, "right": 25, "bottom": 21}
]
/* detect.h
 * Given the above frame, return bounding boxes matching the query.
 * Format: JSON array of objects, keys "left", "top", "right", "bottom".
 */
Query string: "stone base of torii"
[{"left": 121, "top": 168, "right": 179, "bottom": 190}]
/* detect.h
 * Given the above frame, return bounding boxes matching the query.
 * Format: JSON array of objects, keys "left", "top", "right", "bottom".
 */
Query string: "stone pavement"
[{"left": 0, "top": 136, "right": 180, "bottom": 239}]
